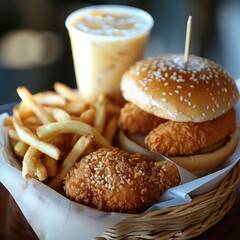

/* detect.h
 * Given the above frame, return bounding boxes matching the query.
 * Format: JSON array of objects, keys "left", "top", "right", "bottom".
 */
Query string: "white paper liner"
[{"left": 0, "top": 79, "right": 240, "bottom": 239}]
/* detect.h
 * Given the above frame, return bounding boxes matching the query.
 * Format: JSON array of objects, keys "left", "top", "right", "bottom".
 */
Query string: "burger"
[{"left": 118, "top": 54, "right": 239, "bottom": 175}]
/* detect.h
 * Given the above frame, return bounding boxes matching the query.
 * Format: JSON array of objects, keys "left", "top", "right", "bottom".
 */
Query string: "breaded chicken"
[
  {"left": 64, "top": 148, "right": 180, "bottom": 213},
  {"left": 145, "top": 108, "right": 237, "bottom": 156},
  {"left": 118, "top": 103, "right": 166, "bottom": 134}
]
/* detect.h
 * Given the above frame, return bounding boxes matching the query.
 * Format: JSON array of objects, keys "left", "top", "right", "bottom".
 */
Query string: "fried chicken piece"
[
  {"left": 118, "top": 103, "right": 166, "bottom": 134},
  {"left": 64, "top": 148, "right": 180, "bottom": 213},
  {"left": 145, "top": 108, "right": 237, "bottom": 156}
]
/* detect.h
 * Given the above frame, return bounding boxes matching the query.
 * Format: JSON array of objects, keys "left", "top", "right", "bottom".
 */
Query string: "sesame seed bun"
[
  {"left": 121, "top": 54, "right": 239, "bottom": 122},
  {"left": 119, "top": 54, "right": 239, "bottom": 175}
]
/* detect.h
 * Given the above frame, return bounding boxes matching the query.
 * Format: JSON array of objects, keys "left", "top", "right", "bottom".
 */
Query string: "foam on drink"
[{"left": 73, "top": 12, "right": 149, "bottom": 36}]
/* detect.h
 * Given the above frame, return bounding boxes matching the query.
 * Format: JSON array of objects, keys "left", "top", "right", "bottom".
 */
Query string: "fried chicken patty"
[
  {"left": 64, "top": 148, "right": 180, "bottom": 213},
  {"left": 145, "top": 108, "right": 237, "bottom": 156},
  {"left": 118, "top": 103, "right": 166, "bottom": 134}
]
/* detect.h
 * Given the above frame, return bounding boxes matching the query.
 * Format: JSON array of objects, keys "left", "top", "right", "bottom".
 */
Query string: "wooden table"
[{"left": 0, "top": 182, "right": 239, "bottom": 240}]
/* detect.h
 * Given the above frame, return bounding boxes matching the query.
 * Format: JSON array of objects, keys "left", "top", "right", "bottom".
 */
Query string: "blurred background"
[{"left": 0, "top": 0, "right": 239, "bottom": 104}]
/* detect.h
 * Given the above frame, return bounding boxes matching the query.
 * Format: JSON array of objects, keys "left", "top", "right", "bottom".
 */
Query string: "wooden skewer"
[{"left": 184, "top": 15, "right": 192, "bottom": 64}]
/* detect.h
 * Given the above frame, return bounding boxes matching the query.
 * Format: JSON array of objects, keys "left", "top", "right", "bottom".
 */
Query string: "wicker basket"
[{"left": 98, "top": 161, "right": 240, "bottom": 240}]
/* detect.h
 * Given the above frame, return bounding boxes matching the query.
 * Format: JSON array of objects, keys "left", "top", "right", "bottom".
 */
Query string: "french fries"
[
  {"left": 22, "top": 146, "right": 47, "bottom": 181},
  {"left": 34, "top": 91, "right": 66, "bottom": 106},
  {"left": 44, "top": 107, "right": 71, "bottom": 121},
  {"left": 17, "top": 87, "right": 55, "bottom": 124},
  {"left": 13, "top": 141, "right": 29, "bottom": 157},
  {"left": 49, "top": 134, "right": 94, "bottom": 190},
  {"left": 63, "top": 102, "right": 88, "bottom": 115},
  {"left": 94, "top": 94, "right": 107, "bottom": 134},
  {"left": 103, "top": 117, "right": 118, "bottom": 143},
  {"left": 4, "top": 82, "right": 121, "bottom": 188},
  {"left": 54, "top": 81, "right": 82, "bottom": 102},
  {"left": 42, "top": 155, "right": 58, "bottom": 178},
  {"left": 37, "top": 120, "right": 113, "bottom": 149},
  {"left": 79, "top": 108, "right": 96, "bottom": 125},
  {"left": 12, "top": 111, "right": 60, "bottom": 160}
]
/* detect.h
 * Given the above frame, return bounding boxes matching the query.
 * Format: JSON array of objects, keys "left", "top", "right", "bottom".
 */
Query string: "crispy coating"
[
  {"left": 63, "top": 148, "right": 180, "bottom": 213},
  {"left": 145, "top": 108, "right": 237, "bottom": 156},
  {"left": 118, "top": 103, "right": 166, "bottom": 134}
]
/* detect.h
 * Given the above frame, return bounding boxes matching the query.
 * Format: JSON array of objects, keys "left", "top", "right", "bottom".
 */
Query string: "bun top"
[{"left": 121, "top": 54, "right": 239, "bottom": 122}]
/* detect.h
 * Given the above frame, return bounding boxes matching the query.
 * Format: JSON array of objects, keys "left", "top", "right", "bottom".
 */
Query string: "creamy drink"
[{"left": 65, "top": 5, "right": 154, "bottom": 103}]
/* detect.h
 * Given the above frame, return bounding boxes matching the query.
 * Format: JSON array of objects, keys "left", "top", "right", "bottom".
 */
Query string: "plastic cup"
[{"left": 65, "top": 5, "right": 154, "bottom": 103}]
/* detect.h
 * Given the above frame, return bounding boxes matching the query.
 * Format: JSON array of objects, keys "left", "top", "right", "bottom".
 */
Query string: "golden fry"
[
  {"left": 34, "top": 91, "right": 66, "bottom": 106},
  {"left": 106, "top": 102, "right": 121, "bottom": 116},
  {"left": 3, "top": 116, "right": 13, "bottom": 126},
  {"left": 12, "top": 111, "right": 60, "bottom": 160},
  {"left": 14, "top": 141, "right": 29, "bottom": 157},
  {"left": 103, "top": 117, "right": 118, "bottom": 143},
  {"left": 22, "top": 116, "right": 42, "bottom": 126},
  {"left": 16, "top": 107, "right": 34, "bottom": 119},
  {"left": 8, "top": 128, "right": 20, "bottom": 141},
  {"left": 79, "top": 108, "right": 96, "bottom": 125},
  {"left": 44, "top": 107, "right": 71, "bottom": 121},
  {"left": 54, "top": 82, "right": 82, "bottom": 102},
  {"left": 49, "top": 134, "right": 93, "bottom": 190},
  {"left": 63, "top": 102, "right": 88, "bottom": 115},
  {"left": 94, "top": 95, "right": 107, "bottom": 134},
  {"left": 22, "top": 146, "right": 48, "bottom": 181},
  {"left": 9, "top": 137, "right": 18, "bottom": 149},
  {"left": 17, "top": 86, "right": 55, "bottom": 124},
  {"left": 42, "top": 155, "right": 58, "bottom": 178},
  {"left": 47, "top": 135, "right": 66, "bottom": 147},
  {"left": 37, "top": 120, "right": 113, "bottom": 149}
]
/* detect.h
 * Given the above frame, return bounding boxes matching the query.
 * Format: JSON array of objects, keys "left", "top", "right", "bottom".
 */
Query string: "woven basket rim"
[
  {"left": 126, "top": 161, "right": 240, "bottom": 220},
  {"left": 99, "top": 161, "right": 240, "bottom": 239}
]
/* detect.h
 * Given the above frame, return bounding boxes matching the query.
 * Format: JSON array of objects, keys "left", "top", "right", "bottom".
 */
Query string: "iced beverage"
[{"left": 65, "top": 5, "right": 154, "bottom": 103}]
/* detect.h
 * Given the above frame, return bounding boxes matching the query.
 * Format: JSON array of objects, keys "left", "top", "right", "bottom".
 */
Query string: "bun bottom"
[{"left": 118, "top": 129, "right": 239, "bottom": 176}]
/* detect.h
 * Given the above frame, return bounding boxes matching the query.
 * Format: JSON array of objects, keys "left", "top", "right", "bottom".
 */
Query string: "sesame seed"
[{"left": 120, "top": 180, "right": 125, "bottom": 185}]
